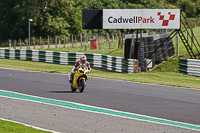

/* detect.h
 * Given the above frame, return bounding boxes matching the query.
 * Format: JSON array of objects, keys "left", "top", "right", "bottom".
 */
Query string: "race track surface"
[{"left": 0, "top": 68, "right": 200, "bottom": 132}]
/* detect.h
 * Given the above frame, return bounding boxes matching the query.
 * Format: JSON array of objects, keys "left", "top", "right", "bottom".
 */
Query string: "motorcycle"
[{"left": 69, "top": 64, "right": 90, "bottom": 93}]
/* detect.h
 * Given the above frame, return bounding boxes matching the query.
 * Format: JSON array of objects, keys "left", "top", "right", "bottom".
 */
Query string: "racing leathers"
[{"left": 69, "top": 60, "right": 91, "bottom": 84}]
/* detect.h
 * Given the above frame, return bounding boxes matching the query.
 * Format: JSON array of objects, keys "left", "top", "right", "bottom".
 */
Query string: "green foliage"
[
  {"left": 0, "top": 0, "right": 40, "bottom": 41},
  {"left": 176, "top": 0, "right": 198, "bottom": 17},
  {"left": 77, "top": 0, "right": 126, "bottom": 9},
  {"left": 37, "top": 0, "right": 73, "bottom": 37},
  {"left": 0, "top": 0, "right": 200, "bottom": 42}
]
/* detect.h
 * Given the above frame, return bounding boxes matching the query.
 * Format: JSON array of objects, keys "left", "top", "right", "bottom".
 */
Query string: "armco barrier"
[
  {"left": 0, "top": 48, "right": 138, "bottom": 73},
  {"left": 179, "top": 58, "right": 200, "bottom": 77}
]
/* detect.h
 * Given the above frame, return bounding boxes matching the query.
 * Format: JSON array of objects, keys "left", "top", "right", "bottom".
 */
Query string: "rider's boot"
[{"left": 69, "top": 73, "right": 74, "bottom": 84}]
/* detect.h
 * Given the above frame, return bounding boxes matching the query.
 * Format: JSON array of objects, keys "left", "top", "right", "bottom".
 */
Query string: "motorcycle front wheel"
[
  {"left": 71, "top": 84, "right": 76, "bottom": 92},
  {"left": 79, "top": 79, "right": 85, "bottom": 93}
]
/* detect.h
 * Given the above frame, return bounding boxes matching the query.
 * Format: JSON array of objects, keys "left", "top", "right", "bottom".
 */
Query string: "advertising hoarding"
[{"left": 103, "top": 9, "right": 180, "bottom": 29}]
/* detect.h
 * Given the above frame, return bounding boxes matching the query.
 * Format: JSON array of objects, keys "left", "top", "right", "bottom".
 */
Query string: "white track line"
[{"left": 1, "top": 89, "right": 200, "bottom": 132}]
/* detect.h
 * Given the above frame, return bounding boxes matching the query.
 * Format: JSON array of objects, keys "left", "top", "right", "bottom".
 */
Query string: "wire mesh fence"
[
  {"left": 0, "top": 33, "right": 120, "bottom": 50},
  {"left": 0, "top": 29, "right": 188, "bottom": 51}
]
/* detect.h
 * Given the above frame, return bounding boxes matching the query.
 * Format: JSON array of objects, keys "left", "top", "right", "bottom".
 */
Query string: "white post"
[
  {"left": 177, "top": 32, "right": 179, "bottom": 55},
  {"left": 28, "top": 19, "right": 33, "bottom": 49},
  {"left": 59, "top": 40, "right": 60, "bottom": 48},
  {"left": 85, "top": 30, "right": 87, "bottom": 51}
]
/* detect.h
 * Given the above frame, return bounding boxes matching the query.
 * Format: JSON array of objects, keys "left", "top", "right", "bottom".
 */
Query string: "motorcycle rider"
[{"left": 69, "top": 55, "right": 91, "bottom": 84}]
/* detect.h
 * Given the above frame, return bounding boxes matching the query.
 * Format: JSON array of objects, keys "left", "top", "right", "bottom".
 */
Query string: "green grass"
[
  {"left": 151, "top": 56, "right": 179, "bottom": 72},
  {"left": 0, "top": 119, "right": 50, "bottom": 133},
  {"left": 174, "top": 26, "right": 200, "bottom": 58},
  {"left": 0, "top": 59, "right": 199, "bottom": 89}
]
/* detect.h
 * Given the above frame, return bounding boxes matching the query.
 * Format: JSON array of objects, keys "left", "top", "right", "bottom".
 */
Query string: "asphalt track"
[{"left": 0, "top": 68, "right": 200, "bottom": 132}]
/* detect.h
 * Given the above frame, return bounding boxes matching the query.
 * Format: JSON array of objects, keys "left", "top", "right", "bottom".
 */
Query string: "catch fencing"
[
  {"left": 179, "top": 58, "right": 200, "bottom": 77},
  {"left": 0, "top": 48, "right": 138, "bottom": 73}
]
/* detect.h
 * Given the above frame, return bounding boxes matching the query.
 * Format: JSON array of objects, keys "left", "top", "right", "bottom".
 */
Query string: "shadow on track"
[{"left": 48, "top": 91, "right": 78, "bottom": 93}]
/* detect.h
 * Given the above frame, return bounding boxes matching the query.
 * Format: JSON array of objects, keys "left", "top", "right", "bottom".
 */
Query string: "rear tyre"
[
  {"left": 71, "top": 84, "right": 76, "bottom": 92},
  {"left": 79, "top": 79, "right": 85, "bottom": 93}
]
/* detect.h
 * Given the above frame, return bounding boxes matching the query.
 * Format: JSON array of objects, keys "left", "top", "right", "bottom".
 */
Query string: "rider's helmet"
[{"left": 80, "top": 55, "right": 87, "bottom": 64}]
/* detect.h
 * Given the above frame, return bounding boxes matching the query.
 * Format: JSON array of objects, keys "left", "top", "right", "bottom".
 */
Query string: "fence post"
[
  {"left": 106, "top": 33, "right": 111, "bottom": 49},
  {"left": 63, "top": 35, "right": 65, "bottom": 48},
  {"left": 55, "top": 36, "right": 57, "bottom": 48},
  {"left": 97, "top": 33, "right": 101, "bottom": 50},
  {"left": 37, "top": 37, "right": 38, "bottom": 48},
  {"left": 26, "top": 39, "right": 28, "bottom": 49},
  {"left": 89, "top": 33, "right": 91, "bottom": 49},
  {"left": 66, "top": 36, "right": 68, "bottom": 47},
  {"left": 72, "top": 34, "right": 74, "bottom": 48},
  {"left": 49, "top": 36, "right": 51, "bottom": 48},
  {"left": 122, "top": 33, "right": 124, "bottom": 49},
  {"left": 84, "top": 30, "right": 87, "bottom": 51},
  {"left": 101, "top": 35, "right": 103, "bottom": 46},
  {"left": 9, "top": 40, "right": 11, "bottom": 49},
  {"left": 80, "top": 33, "right": 83, "bottom": 49},
  {"left": 14, "top": 40, "right": 16, "bottom": 49},
  {"left": 20, "top": 39, "right": 22, "bottom": 49},
  {"left": 34, "top": 38, "right": 36, "bottom": 49},
  {"left": 43, "top": 38, "right": 44, "bottom": 48},
  {"left": 177, "top": 32, "right": 179, "bottom": 55},
  {"left": 75, "top": 35, "right": 77, "bottom": 47},
  {"left": 40, "top": 36, "right": 42, "bottom": 49},
  {"left": 118, "top": 30, "right": 122, "bottom": 49},
  {"left": 48, "top": 36, "right": 50, "bottom": 48},
  {"left": 59, "top": 39, "right": 60, "bottom": 48}
]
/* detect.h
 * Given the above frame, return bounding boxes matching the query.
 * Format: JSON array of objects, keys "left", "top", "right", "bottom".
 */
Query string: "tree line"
[{"left": 0, "top": 0, "right": 199, "bottom": 42}]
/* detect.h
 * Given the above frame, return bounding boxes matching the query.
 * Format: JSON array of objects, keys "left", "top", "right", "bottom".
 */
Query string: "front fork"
[{"left": 79, "top": 78, "right": 86, "bottom": 85}]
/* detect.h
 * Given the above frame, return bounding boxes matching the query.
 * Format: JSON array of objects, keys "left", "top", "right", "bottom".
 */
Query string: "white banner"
[{"left": 103, "top": 9, "right": 180, "bottom": 29}]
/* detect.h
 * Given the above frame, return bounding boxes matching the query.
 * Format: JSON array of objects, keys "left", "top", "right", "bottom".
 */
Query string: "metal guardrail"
[
  {"left": 179, "top": 58, "right": 200, "bottom": 77},
  {"left": 0, "top": 48, "right": 138, "bottom": 73}
]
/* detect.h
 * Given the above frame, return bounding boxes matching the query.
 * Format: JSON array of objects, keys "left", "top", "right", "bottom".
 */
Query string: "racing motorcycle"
[{"left": 69, "top": 64, "right": 90, "bottom": 93}]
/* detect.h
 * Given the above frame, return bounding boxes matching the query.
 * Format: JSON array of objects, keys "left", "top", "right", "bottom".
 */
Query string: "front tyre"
[
  {"left": 79, "top": 79, "right": 85, "bottom": 93},
  {"left": 71, "top": 84, "right": 76, "bottom": 92}
]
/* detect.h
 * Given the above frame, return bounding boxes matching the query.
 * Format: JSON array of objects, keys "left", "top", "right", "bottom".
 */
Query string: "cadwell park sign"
[
  {"left": 82, "top": 9, "right": 199, "bottom": 72},
  {"left": 103, "top": 9, "right": 180, "bottom": 29}
]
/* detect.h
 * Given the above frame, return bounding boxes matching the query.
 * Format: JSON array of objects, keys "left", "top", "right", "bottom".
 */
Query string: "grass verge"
[
  {"left": 0, "top": 59, "right": 199, "bottom": 89},
  {"left": 0, "top": 119, "right": 50, "bottom": 133}
]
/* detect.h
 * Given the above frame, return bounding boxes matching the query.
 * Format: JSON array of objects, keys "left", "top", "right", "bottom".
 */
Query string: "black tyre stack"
[
  {"left": 154, "top": 39, "right": 163, "bottom": 64},
  {"left": 124, "top": 33, "right": 175, "bottom": 70},
  {"left": 168, "top": 37, "right": 175, "bottom": 57},
  {"left": 142, "top": 37, "right": 148, "bottom": 58},
  {"left": 147, "top": 36, "right": 155, "bottom": 61}
]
